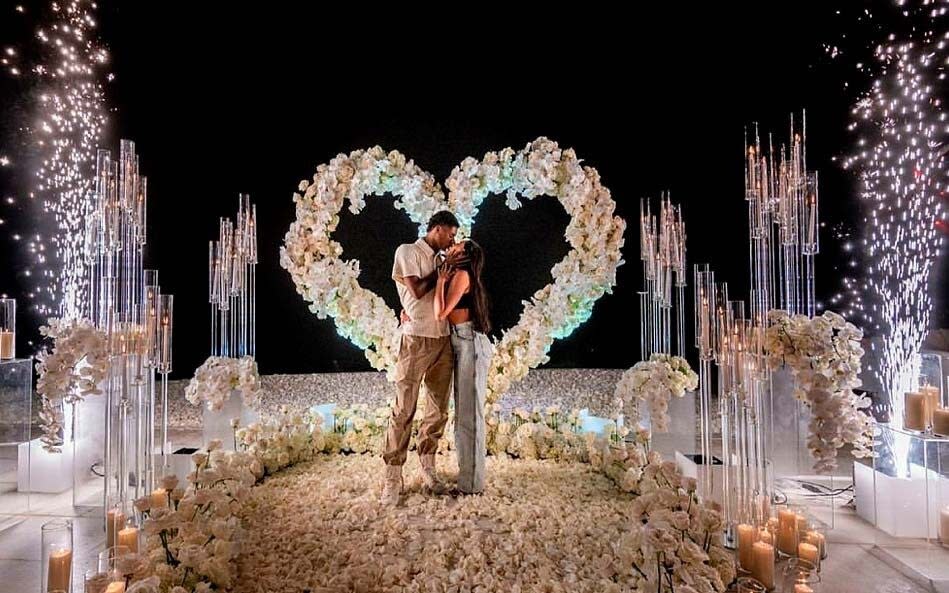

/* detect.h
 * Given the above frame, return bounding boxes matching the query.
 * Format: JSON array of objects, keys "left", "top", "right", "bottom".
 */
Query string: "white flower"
[
  {"left": 161, "top": 475, "right": 179, "bottom": 491},
  {"left": 765, "top": 309, "right": 873, "bottom": 473},
  {"left": 185, "top": 356, "right": 262, "bottom": 412}
]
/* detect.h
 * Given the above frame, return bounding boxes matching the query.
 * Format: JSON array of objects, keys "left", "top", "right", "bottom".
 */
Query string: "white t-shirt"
[{"left": 392, "top": 238, "right": 449, "bottom": 338}]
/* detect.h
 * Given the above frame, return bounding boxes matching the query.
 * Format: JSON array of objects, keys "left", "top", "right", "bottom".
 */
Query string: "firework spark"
[
  {"left": 3, "top": 1, "right": 109, "bottom": 322},
  {"left": 841, "top": 1, "right": 948, "bottom": 413}
]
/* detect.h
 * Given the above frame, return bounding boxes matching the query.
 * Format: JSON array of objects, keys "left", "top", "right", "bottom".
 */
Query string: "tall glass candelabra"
[
  {"left": 745, "top": 113, "right": 819, "bottom": 318},
  {"left": 209, "top": 194, "right": 257, "bottom": 358},
  {"left": 638, "top": 194, "right": 687, "bottom": 359},
  {"left": 692, "top": 112, "right": 822, "bottom": 544},
  {"left": 83, "top": 140, "right": 165, "bottom": 523}
]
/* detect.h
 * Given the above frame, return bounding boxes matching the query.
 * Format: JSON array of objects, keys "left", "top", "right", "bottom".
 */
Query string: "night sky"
[{"left": 0, "top": 2, "right": 946, "bottom": 379}]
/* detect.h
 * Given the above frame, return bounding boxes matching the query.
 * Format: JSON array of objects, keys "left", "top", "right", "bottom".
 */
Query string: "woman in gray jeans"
[{"left": 434, "top": 239, "right": 492, "bottom": 494}]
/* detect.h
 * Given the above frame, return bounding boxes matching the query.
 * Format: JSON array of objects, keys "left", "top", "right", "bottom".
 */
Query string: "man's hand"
[{"left": 400, "top": 310, "right": 411, "bottom": 325}]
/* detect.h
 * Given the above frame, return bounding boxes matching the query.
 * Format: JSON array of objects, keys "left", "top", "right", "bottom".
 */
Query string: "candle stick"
[
  {"left": 150, "top": 488, "right": 168, "bottom": 509},
  {"left": 106, "top": 508, "right": 125, "bottom": 549},
  {"left": 798, "top": 542, "right": 820, "bottom": 570},
  {"left": 904, "top": 392, "right": 927, "bottom": 431},
  {"left": 750, "top": 541, "right": 774, "bottom": 590},
  {"left": 933, "top": 408, "right": 949, "bottom": 437},
  {"left": 805, "top": 530, "right": 826, "bottom": 559},
  {"left": 118, "top": 525, "right": 139, "bottom": 554},
  {"left": 777, "top": 509, "right": 798, "bottom": 556},
  {"left": 46, "top": 547, "right": 72, "bottom": 592},
  {"left": 737, "top": 523, "right": 757, "bottom": 571},
  {"left": 0, "top": 330, "right": 13, "bottom": 359}
]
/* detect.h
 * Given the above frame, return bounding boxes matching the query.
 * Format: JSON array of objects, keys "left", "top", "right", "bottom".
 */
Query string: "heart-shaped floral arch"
[{"left": 280, "top": 138, "right": 626, "bottom": 403}]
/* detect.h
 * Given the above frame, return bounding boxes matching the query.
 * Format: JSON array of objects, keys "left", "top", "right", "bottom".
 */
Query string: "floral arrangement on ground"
[{"left": 126, "top": 407, "right": 734, "bottom": 593}]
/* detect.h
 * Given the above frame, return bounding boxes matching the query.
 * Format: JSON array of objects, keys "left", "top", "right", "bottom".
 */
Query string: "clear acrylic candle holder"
[
  {"left": 781, "top": 558, "right": 819, "bottom": 593},
  {"left": 157, "top": 294, "right": 173, "bottom": 373},
  {"left": 116, "top": 517, "right": 140, "bottom": 555},
  {"left": 40, "top": 518, "right": 73, "bottom": 593},
  {"left": 803, "top": 525, "right": 828, "bottom": 561},
  {"left": 97, "top": 545, "right": 130, "bottom": 575},
  {"left": 736, "top": 576, "right": 767, "bottom": 592},
  {"left": 83, "top": 568, "right": 111, "bottom": 593},
  {"left": 0, "top": 297, "right": 15, "bottom": 360}
]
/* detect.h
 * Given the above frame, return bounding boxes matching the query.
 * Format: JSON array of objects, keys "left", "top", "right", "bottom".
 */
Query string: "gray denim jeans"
[{"left": 450, "top": 322, "right": 491, "bottom": 493}]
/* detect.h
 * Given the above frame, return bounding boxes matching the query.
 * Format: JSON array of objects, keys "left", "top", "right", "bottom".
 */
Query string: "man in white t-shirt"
[{"left": 381, "top": 211, "right": 459, "bottom": 505}]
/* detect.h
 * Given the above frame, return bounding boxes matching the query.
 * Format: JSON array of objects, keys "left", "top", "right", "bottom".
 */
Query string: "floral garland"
[
  {"left": 279, "top": 147, "right": 446, "bottom": 375},
  {"left": 614, "top": 354, "right": 698, "bottom": 432},
  {"left": 35, "top": 318, "right": 109, "bottom": 452},
  {"left": 764, "top": 309, "right": 874, "bottom": 473},
  {"left": 446, "top": 138, "right": 626, "bottom": 403},
  {"left": 129, "top": 405, "right": 730, "bottom": 593},
  {"left": 184, "top": 356, "right": 262, "bottom": 412},
  {"left": 280, "top": 138, "right": 626, "bottom": 402}
]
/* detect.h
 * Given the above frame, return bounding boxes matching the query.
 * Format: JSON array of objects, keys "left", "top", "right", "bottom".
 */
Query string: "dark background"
[{"left": 0, "top": 2, "right": 946, "bottom": 379}]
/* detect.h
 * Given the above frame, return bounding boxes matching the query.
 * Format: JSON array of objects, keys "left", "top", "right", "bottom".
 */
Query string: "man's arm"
[{"left": 402, "top": 269, "right": 438, "bottom": 299}]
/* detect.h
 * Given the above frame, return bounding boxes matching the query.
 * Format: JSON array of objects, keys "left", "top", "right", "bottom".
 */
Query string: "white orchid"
[
  {"left": 765, "top": 309, "right": 873, "bottom": 473},
  {"left": 614, "top": 354, "right": 698, "bottom": 432},
  {"left": 185, "top": 356, "right": 262, "bottom": 411},
  {"left": 35, "top": 317, "right": 109, "bottom": 452}
]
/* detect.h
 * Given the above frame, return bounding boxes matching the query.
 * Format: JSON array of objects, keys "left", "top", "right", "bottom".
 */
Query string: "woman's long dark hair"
[{"left": 456, "top": 239, "right": 491, "bottom": 334}]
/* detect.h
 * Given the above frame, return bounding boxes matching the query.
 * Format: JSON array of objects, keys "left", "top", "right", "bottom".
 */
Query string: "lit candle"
[
  {"left": 737, "top": 523, "right": 757, "bottom": 571},
  {"left": 161, "top": 319, "right": 170, "bottom": 363},
  {"left": 795, "top": 514, "right": 808, "bottom": 533},
  {"left": 940, "top": 506, "right": 949, "bottom": 543},
  {"left": 794, "top": 585, "right": 814, "bottom": 593},
  {"left": 106, "top": 508, "right": 125, "bottom": 549},
  {"left": 904, "top": 392, "right": 927, "bottom": 431},
  {"left": 798, "top": 541, "right": 820, "bottom": 569},
  {"left": 933, "top": 408, "right": 949, "bottom": 437},
  {"left": 750, "top": 541, "right": 775, "bottom": 590},
  {"left": 150, "top": 488, "right": 168, "bottom": 509},
  {"left": 777, "top": 509, "right": 798, "bottom": 556},
  {"left": 806, "top": 530, "right": 826, "bottom": 559},
  {"left": 105, "top": 581, "right": 126, "bottom": 593},
  {"left": 922, "top": 385, "right": 940, "bottom": 426},
  {"left": 0, "top": 330, "right": 13, "bottom": 359},
  {"left": 759, "top": 527, "right": 774, "bottom": 546},
  {"left": 46, "top": 547, "right": 72, "bottom": 591},
  {"left": 117, "top": 525, "right": 138, "bottom": 554}
]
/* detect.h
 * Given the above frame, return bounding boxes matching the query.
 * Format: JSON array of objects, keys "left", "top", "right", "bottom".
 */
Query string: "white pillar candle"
[
  {"left": 106, "top": 509, "right": 125, "bottom": 549},
  {"left": 805, "top": 530, "right": 826, "bottom": 559},
  {"left": 46, "top": 547, "right": 72, "bottom": 591},
  {"left": 118, "top": 526, "right": 139, "bottom": 554},
  {"left": 751, "top": 541, "right": 775, "bottom": 590},
  {"left": 933, "top": 408, "right": 949, "bottom": 437},
  {"left": 759, "top": 527, "right": 774, "bottom": 546},
  {"left": 737, "top": 523, "right": 757, "bottom": 571},
  {"left": 150, "top": 488, "right": 168, "bottom": 509},
  {"left": 794, "top": 585, "right": 814, "bottom": 593},
  {"left": 798, "top": 542, "right": 820, "bottom": 570},
  {"left": 904, "top": 392, "right": 927, "bottom": 431},
  {"left": 777, "top": 509, "right": 798, "bottom": 556},
  {"left": 0, "top": 330, "right": 14, "bottom": 359}
]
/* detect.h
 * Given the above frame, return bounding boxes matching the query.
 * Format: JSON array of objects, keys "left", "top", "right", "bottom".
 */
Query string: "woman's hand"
[
  {"left": 437, "top": 263, "right": 455, "bottom": 283},
  {"left": 400, "top": 310, "right": 411, "bottom": 325}
]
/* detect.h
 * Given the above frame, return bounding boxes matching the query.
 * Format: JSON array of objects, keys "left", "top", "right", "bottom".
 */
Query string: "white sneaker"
[
  {"left": 381, "top": 464, "right": 403, "bottom": 506},
  {"left": 419, "top": 454, "right": 446, "bottom": 494}
]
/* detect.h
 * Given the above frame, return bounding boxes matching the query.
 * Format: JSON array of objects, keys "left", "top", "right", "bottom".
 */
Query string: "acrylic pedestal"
[
  {"left": 0, "top": 359, "right": 33, "bottom": 512},
  {"left": 854, "top": 421, "right": 949, "bottom": 591},
  {"left": 202, "top": 392, "right": 258, "bottom": 450}
]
